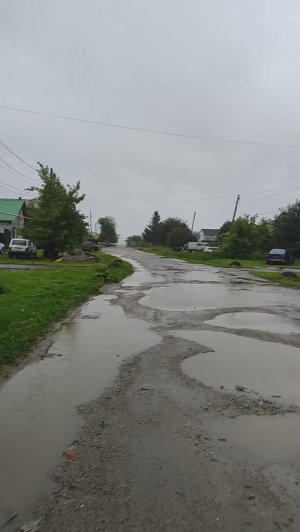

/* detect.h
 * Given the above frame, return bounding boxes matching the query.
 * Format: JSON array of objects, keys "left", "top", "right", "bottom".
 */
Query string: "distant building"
[
  {"left": 198, "top": 228, "right": 219, "bottom": 245},
  {"left": 0, "top": 198, "right": 27, "bottom": 246}
]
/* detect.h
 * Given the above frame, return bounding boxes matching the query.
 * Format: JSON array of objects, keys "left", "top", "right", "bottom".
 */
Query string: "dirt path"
[{"left": 7, "top": 249, "right": 300, "bottom": 531}]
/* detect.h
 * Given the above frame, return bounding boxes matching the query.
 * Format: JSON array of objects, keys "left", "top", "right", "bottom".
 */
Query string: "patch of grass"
[
  {"left": 138, "top": 246, "right": 267, "bottom": 269},
  {"left": 0, "top": 282, "right": 8, "bottom": 294},
  {"left": 252, "top": 271, "right": 300, "bottom": 288},
  {"left": 0, "top": 252, "right": 132, "bottom": 365}
]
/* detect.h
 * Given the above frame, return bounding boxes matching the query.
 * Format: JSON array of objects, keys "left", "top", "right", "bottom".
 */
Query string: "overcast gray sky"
[{"left": 1, "top": 0, "right": 300, "bottom": 240}]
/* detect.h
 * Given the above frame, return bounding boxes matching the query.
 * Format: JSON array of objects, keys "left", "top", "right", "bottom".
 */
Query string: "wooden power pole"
[
  {"left": 232, "top": 195, "right": 240, "bottom": 223},
  {"left": 191, "top": 211, "right": 196, "bottom": 232}
]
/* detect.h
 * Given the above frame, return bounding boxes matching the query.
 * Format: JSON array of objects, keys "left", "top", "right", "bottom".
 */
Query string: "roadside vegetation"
[
  {"left": 0, "top": 252, "right": 132, "bottom": 366},
  {"left": 24, "top": 164, "right": 87, "bottom": 259},
  {"left": 137, "top": 246, "right": 272, "bottom": 269},
  {"left": 0, "top": 163, "right": 129, "bottom": 366},
  {"left": 252, "top": 271, "right": 300, "bottom": 288},
  {"left": 127, "top": 203, "right": 300, "bottom": 274}
]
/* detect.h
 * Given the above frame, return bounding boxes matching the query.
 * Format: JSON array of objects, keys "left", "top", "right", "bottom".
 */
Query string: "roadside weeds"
[
  {"left": 0, "top": 252, "right": 133, "bottom": 368},
  {"left": 138, "top": 246, "right": 272, "bottom": 269},
  {"left": 252, "top": 271, "right": 300, "bottom": 289}
]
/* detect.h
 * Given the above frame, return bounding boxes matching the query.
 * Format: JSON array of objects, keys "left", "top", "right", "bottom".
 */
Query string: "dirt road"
[{"left": 2, "top": 249, "right": 300, "bottom": 531}]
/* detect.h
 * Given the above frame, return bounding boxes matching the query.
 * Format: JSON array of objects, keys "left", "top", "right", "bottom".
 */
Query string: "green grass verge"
[
  {"left": 138, "top": 246, "right": 268, "bottom": 269},
  {"left": 252, "top": 271, "right": 300, "bottom": 289},
  {"left": 138, "top": 246, "right": 300, "bottom": 269},
  {"left": 0, "top": 253, "right": 132, "bottom": 365}
]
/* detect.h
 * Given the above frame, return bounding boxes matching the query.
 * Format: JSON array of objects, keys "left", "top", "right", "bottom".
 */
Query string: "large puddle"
[
  {"left": 206, "top": 414, "right": 300, "bottom": 466},
  {"left": 0, "top": 295, "right": 160, "bottom": 527},
  {"left": 173, "top": 330, "right": 300, "bottom": 404},
  {"left": 140, "top": 283, "right": 299, "bottom": 311},
  {"left": 114, "top": 256, "right": 166, "bottom": 287},
  {"left": 122, "top": 268, "right": 165, "bottom": 287},
  {"left": 206, "top": 312, "right": 300, "bottom": 334}
]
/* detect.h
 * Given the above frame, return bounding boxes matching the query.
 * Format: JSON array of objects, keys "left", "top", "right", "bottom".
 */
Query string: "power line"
[
  {"left": 1, "top": 104, "right": 300, "bottom": 150},
  {"left": 0, "top": 177, "right": 34, "bottom": 195},
  {"left": 0, "top": 139, "right": 37, "bottom": 171},
  {"left": 81, "top": 173, "right": 300, "bottom": 203},
  {"left": 0, "top": 157, "right": 39, "bottom": 183},
  {"left": 81, "top": 184, "right": 300, "bottom": 207},
  {"left": 70, "top": 169, "right": 300, "bottom": 203}
]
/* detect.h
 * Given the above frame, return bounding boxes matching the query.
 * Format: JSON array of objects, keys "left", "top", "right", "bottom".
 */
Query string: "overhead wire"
[
  {"left": 81, "top": 184, "right": 300, "bottom": 207},
  {"left": 1, "top": 104, "right": 300, "bottom": 150},
  {"left": 78, "top": 172, "right": 300, "bottom": 203},
  {"left": 0, "top": 139, "right": 37, "bottom": 171},
  {"left": 0, "top": 157, "right": 39, "bottom": 183},
  {"left": 0, "top": 178, "right": 34, "bottom": 195}
]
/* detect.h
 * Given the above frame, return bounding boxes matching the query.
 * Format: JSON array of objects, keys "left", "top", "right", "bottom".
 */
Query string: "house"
[
  {"left": 0, "top": 198, "right": 27, "bottom": 246},
  {"left": 198, "top": 228, "right": 219, "bottom": 245}
]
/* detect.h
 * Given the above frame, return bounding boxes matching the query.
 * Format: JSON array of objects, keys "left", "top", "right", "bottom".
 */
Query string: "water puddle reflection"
[
  {"left": 173, "top": 330, "right": 300, "bottom": 404},
  {"left": 206, "top": 312, "right": 300, "bottom": 334},
  {"left": 0, "top": 296, "right": 160, "bottom": 525},
  {"left": 206, "top": 414, "right": 300, "bottom": 466},
  {"left": 140, "top": 283, "right": 299, "bottom": 311}
]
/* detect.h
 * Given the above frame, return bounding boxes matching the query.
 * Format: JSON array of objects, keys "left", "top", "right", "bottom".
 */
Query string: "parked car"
[
  {"left": 184, "top": 242, "right": 206, "bottom": 252},
  {"left": 82, "top": 240, "right": 100, "bottom": 252},
  {"left": 0, "top": 242, "right": 5, "bottom": 254},
  {"left": 8, "top": 239, "right": 37, "bottom": 258},
  {"left": 203, "top": 246, "right": 220, "bottom": 253},
  {"left": 266, "top": 248, "right": 294, "bottom": 265}
]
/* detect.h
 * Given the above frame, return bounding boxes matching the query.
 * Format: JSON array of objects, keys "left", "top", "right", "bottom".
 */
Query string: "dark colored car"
[
  {"left": 266, "top": 248, "right": 294, "bottom": 265},
  {"left": 82, "top": 240, "right": 100, "bottom": 252}
]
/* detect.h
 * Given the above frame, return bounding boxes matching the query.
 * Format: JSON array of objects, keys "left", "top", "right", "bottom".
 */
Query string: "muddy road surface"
[{"left": 2, "top": 249, "right": 300, "bottom": 531}]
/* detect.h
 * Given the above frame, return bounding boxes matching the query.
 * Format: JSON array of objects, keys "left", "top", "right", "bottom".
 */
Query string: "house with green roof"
[{"left": 0, "top": 198, "right": 27, "bottom": 246}]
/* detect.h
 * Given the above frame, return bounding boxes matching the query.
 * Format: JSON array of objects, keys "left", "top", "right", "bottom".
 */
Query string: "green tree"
[
  {"left": 142, "top": 211, "right": 161, "bottom": 245},
  {"left": 218, "top": 220, "right": 232, "bottom": 245},
  {"left": 221, "top": 215, "right": 271, "bottom": 259},
  {"left": 98, "top": 216, "right": 118, "bottom": 243},
  {"left": 126, "top": 235, "right": 143, "bottom": 247},
  {"left": 272, "top": 200, "right": 300, "bottom": 256},
  {"left": 24, "top": 163, "right": 87, "bottom": 258},
  {"left": 159, "top": 217, "right": 194, "bottom": 246},
  {"left": 167, "top": 226, "right": 194, "bottom": 250}
]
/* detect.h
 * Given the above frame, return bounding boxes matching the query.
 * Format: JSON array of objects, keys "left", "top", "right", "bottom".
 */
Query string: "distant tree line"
[
  {"left": 126, "top": 200, "right": 300, "bottom": 259},
  {"left": 126, "top": 210, "right": 196, "bottom": 250}
]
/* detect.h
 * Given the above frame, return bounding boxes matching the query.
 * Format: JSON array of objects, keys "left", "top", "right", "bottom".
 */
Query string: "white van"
[
  {"left": 185, "top": 242, "right": 206, "bottom": 252},
  {"left": 8, "top": 239, "right": 37, "bottom": 259}
]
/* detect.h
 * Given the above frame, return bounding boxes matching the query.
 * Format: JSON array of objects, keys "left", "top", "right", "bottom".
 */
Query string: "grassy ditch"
[
  {"left": 138, "top": 246, "right": 300, "bottom": 269},
  {"left": 253, "top": 271, "right": 300, "bottom": 289},
  {"left": 0, "top": 253, "right": 132, "bottom": 365}
]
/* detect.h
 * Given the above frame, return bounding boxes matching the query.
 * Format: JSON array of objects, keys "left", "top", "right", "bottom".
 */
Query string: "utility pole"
[
  {"left": 191, "top": 211, "right": 196, "bottom": 232},
  {"left": 232, "top": 194, "right": 240, "bottom": 223},
  {"left": 89, "top": 211, "right": 92, "bottom": 235}
]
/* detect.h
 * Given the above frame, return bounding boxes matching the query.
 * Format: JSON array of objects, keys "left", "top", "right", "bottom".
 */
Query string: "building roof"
[
  {"left": 0, "top": 199, "right": 25, "bottom": 222},
  {"left": 201, "top": 228, "right": 219, "bottom": 236}
]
